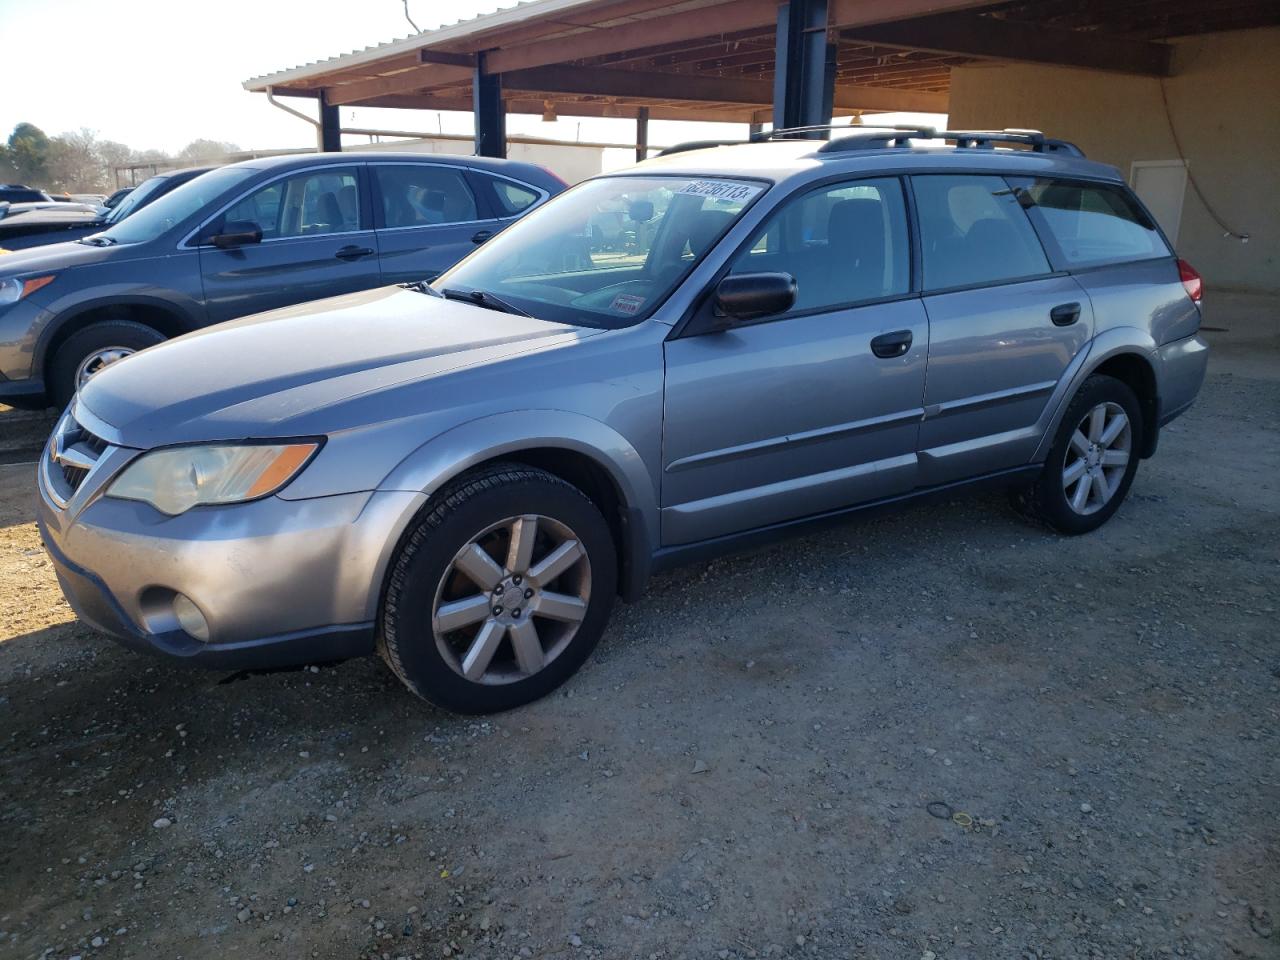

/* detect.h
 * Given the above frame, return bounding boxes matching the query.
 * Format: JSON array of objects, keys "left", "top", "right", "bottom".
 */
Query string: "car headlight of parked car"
[
  {"left": 0, "top": 274, "right": 55, "bottom": 306},
  {"left": 107, "top": 442, "right": 320, "bottom": 515}
]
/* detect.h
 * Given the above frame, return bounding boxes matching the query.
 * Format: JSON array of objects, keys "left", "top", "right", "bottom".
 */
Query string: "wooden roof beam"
[
  {"left": 844, "top": 11, "right": 1173, "bottom": 75},
  {"left": 325, "top": 63, "right": 474, "bottom": 106},
  {"left": 484, "top": 0, "right": 781, "bottom": 74},
  {"left": 828, "top": 0, "right": 1000, "bottom": 30},
  {"left": 503, "top": 64, "right": 948, "bottom": 112}
]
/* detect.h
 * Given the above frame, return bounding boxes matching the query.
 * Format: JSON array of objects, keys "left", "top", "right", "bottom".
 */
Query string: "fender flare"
[
  {"left": 379, "top": 409, "right": 660, "bottom": 598},
  {"left": 33, "top": 292, "right": 199, "bottom": 373},
  {"left": 1032, "top": 327, "right": 1160, "bottom": 462}
]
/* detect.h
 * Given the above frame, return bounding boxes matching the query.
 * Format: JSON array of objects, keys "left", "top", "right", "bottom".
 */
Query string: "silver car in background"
[{"left": 37, "top": 128, "right": 1209, "bottom": 713}]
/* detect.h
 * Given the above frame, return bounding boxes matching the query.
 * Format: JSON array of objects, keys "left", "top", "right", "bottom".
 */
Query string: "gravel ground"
[{"left": 0, "top": 295, "right": 1276, "bottom": 960}]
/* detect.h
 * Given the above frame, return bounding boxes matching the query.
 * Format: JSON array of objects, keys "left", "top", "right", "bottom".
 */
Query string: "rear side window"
[
  {"left": 490, "top": 179, "right": 541, "bottom": 216},
  {"left": 374, "top": 165, "right": 477, "bottom": 228},
  {"left": 729, "top": 177, "right": 910, "bottom": 313},
  {"left": 1012, "top": 177, "right": 1170, "bottom": 268},
  {"left": 912, "top": 174, "right": 1051, "bottom": 291}
]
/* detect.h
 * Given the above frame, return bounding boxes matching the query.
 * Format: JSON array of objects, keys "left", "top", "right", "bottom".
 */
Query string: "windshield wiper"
[
  {"left": 401, "top": 279, "right": 444, "bottom": 297},
  {"left": 440, "top": 287, "right": 530, "bottom": 317}
]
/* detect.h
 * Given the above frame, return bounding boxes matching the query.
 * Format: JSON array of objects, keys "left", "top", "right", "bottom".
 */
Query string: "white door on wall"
[{"left": 1130, "top": 160, "right": 1188, "bottom": 244}]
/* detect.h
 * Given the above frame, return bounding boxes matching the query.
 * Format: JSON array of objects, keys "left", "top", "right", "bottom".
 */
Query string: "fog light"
[{"left": 173, "top": 593, "right": 210, "bottom": 643}]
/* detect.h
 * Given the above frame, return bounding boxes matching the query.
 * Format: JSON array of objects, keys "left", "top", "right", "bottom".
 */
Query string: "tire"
[
  {"left": 378, "top": 463, "right": 618, "bottom": 714},
  {"left": 1009, "top": 374, "right": 1143, "bottom": 535},
  {"left": 49, "top": 319, "right": 166, "bottom": 408}
]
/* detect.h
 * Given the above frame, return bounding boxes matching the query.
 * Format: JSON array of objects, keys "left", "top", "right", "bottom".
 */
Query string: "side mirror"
[
  {"left": 713, "top": 272, "right": 797, "bottom": 324},
  {"left": 208, "top": 220, "right": 263, "bottom": 248},
  {"left": 628, "top": 200, "right": 655, "bottom": 222}
]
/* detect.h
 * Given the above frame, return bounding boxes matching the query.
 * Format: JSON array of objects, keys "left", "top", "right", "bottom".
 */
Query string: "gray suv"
[
  {"left": 37, "top": 128, "right": 1208, "bottom": 713},
  {"left": 0, "top": 152, "right": 562, "bottom": 407}
]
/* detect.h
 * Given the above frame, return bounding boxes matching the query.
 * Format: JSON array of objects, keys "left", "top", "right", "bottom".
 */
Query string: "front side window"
[
  {"left": 213, "top": 167, "right": 360, "bottom": 241},
  {"left": 1011, "top": 177, "right": 1170, "bottom": 268},
  {"left": 913, "top": 174, "right": 1051, "bottom": 291},
  {"left": 728, "top": 177, "right": 910, "bottom": 313},
  {"left": 375, "top": 165, "right": 477, "bottom": 228},
  {"left": 435, "top": 175, "right": 766, "bottom": 328}
]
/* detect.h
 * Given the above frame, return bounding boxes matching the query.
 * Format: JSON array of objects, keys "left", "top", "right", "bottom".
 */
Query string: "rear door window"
[
  {"left": 374, "top": 164, "right": 478, "bottom": 228},
  {"left": 912, "top": 174, "right": 1051, "bottom": 291},
  {"left": 1010, "top": 177, "right": 1170, "bottom": 268}
]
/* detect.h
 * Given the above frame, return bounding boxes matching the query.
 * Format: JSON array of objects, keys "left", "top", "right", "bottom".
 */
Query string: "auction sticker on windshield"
[{"left": 677, "top": 180, "right": 763, "bottom": 203}]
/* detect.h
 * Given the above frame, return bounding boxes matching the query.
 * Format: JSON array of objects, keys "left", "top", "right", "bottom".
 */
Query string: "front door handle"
[
  {"left": 1050, "top": 301, "right": 1082, "bottom": 326},
  {"left": 471, "top": 230, "right": 494, "bottom": 245},
  {"left": 870, "top": 329, "right": 913, "bottom": 359},
  {"left": 335, "top": 245, "right": 375, "bottom": 261}
]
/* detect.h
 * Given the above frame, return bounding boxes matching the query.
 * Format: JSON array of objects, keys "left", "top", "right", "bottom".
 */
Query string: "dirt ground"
[{"left": 1, "top": 295, "right": 1276, "bottom": 960}]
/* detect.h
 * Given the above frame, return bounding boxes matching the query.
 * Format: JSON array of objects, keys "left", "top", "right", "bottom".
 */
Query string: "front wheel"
[
  {"left": 1010, "top": 374, "right": 1143, "bottom": 535},
  {"left": 49, "top": 319, "right": 165, "bottom": 408},
  {"left": 378, "top": 463, "right": 617, "bottom": 713}
]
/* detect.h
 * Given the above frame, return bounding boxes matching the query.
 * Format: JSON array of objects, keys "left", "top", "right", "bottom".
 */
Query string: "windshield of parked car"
[
  {"left": 101, "top": 175, "right": 169, "bottom": 224},
  {"left": 433, "top": 175, "right": 767, "bottom": 328},
  {"left": 95, "top": 167, "right": 257, "bottom": 245}
]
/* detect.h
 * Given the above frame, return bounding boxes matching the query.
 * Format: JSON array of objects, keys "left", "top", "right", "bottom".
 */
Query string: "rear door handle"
[
  {"left": 471, "top": 230, "right": 494, "bottom": 244},
  {"left": 335, "top": 245, "right": 375, "bottom": 262},
  {"left": 870, "top": 329, "right": 913, "bottom": 359},
  {"left": 1050, "top": 301, "right": 1082, "bottom": 326}
]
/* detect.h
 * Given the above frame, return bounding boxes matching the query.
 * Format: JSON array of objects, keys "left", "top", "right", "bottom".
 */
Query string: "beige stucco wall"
[{"left": 948, "top": 27, "right": 1279, "bottom": 293}]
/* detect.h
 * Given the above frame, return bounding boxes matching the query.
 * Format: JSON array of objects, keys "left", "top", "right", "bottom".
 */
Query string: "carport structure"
[{"left": 245, "top": 0, "right": 1274, "bottom": 158}]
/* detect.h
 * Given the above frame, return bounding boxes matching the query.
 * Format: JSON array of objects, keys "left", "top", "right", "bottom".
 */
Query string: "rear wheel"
[
  {"left": 1010, "top": 374, "right": 1143, "bottom": 535},
  {"left": 49, "top": 320, "right": 165, "bottom": 408},
  {"left": 378, "top": 463, "right": 617, "bottom": 713}
]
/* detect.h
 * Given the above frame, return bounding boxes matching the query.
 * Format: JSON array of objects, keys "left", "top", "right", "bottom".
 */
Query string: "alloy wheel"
[
  {"left": 1062, "top": 400, "right": 1131, "bottom": 515},
  {"left": 431, "top": 514, "right": 592, "bottom": 685},
  {"left": 75, "top": 346, "right": 136, "bottom": 389}
]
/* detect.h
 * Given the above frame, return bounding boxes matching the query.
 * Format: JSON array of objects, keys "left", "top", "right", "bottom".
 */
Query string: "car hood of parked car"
[
  {"left": 0, "top": 236, "right": 117, "bottom": 267},
  {"left": 77, "top": 285, "right": 602, "bottom": 447}
]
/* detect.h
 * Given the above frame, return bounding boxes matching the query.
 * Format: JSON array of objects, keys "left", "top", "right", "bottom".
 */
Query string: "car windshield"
[
  {"left": 102, "top": 175, "right": 169, "bottom": 224},
  {"left": 96, "top": 167, "right": 257, "bottom": 245},
  {"left": 433, "top": 175, "right": 767, "bottom": 328}
]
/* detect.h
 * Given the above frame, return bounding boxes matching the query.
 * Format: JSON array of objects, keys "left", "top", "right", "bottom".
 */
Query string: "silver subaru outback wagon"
[{"left": 37, "top": 128, "right": 1209, "bottom": 713}]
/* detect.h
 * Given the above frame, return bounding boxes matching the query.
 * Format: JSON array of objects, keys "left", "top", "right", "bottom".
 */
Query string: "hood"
[
  {"left": 0, "top": 237, "right": 119, "bottom": 270},
  {"left": 78, "top": 285, "right": 600, "bottom": 446}
]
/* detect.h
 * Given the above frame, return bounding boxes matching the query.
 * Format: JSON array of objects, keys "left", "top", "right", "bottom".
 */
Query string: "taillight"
[
  {"left": 1178, "top": 258, "right": 1203, "bottom": 305},
  {"left": 539, "top": 165, "right": 569, "bottom": 188}
]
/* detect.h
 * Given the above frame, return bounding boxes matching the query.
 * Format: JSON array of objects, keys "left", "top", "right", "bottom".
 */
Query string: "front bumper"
[{"left": 37, "top": 411, "right": 426, "bottom": 669}]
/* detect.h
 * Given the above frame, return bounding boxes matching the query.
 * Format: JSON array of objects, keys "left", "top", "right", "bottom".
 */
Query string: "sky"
[{"left": 0, "top": 0, "right": 942, "bottom": 167}]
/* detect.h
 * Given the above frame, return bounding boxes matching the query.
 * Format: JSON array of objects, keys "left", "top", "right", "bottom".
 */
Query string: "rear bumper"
[{"left": 1157, "top": 332, "right": 1209, "bottom": 427}]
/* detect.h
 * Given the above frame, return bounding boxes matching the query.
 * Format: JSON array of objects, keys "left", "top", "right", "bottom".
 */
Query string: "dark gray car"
[
  {"left": 37, "top": 128, "right": 1208, "bottom": 714},
  {"left": 0, "top": 152, "right": 563, "bottom": 407}
]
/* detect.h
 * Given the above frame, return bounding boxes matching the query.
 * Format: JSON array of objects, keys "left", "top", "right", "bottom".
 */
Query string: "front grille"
[{"left": 45, "top": 413, "right": 110, "bottom": 505}]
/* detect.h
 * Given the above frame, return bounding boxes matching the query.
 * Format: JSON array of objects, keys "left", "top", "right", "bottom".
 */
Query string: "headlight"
[
  {"left": 0, "top": 274, "right": 55, "bottom": 306},
  {"left": 107, "top": 442, "right": 320, "bottom": 515}
]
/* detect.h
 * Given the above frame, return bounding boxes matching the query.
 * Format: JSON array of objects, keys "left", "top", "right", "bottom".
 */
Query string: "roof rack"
[
  {"left": 656, "top": 125, "right": 1084, "bottom": 159},
  {"left": 818, "top": 126, "right": 1084, "bottom": 157}
]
